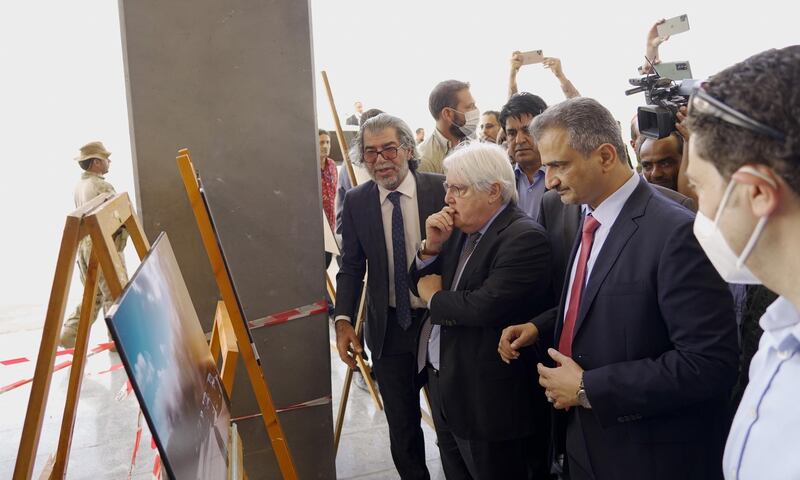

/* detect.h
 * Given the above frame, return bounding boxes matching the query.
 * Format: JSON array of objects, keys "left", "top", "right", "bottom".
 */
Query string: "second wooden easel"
[{"left": 176, "top": 148, "right": 298, "bottom": 480}]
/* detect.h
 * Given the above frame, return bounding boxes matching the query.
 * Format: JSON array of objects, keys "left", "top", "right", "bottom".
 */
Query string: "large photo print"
[{"left": 106, "top": 233, "right": 230, "bottom": 480}]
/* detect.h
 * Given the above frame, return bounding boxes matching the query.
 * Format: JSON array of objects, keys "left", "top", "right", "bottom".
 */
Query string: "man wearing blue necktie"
[{"left": 334, "top": 114, "right": 445, "bottom": 479}]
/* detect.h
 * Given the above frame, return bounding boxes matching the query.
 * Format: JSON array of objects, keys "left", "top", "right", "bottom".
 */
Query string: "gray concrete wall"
[{"left": 118, "top": 0, "right": 335, "bottom": 477}]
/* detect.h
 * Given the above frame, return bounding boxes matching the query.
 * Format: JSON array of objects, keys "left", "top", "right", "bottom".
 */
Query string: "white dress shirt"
[
  {"left": 377, "top": 172, "right": 426, "bottom": 310},
  {"left": 563, "top": 172, "right": 639, "bottom": 311},
  {"left": 723, "top": 295, "right": 800, "bottom": 480}
]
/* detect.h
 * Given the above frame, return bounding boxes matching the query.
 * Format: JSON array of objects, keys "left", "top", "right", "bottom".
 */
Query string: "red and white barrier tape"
[
  {"left": 0, "top": 342, "right": 113, "bottom": 367},
  {"left": 230, "top": 394, "right": 332, "bottom": 422},
  {"left": 248, "top": 300, "right": 328, "bottom": 330},
  {"left": 0, "top": 342, "right": 116, "bottom": 395}
]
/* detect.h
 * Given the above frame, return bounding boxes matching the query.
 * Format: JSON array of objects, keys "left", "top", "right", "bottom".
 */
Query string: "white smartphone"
[
  {"left": 657, "top": 14, "right": 690, "bottom": 38},
  {"left": 654, "top": 60, "right": 693, "bottom": 80},
  {"left": 520, "top": 49, "right": 544, "bottom": 65}
]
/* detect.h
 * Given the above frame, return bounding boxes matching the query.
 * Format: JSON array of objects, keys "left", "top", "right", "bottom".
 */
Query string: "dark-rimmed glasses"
[
  {"left": 688, "top": 87, "right": 785, "bottom": 141},
  {"left": 363, "top": 145, "right": 406, "bottom": 163}
]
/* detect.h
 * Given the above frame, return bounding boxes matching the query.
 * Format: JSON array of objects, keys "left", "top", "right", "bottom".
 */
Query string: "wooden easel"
[
  {"left": 176, "top": 149, "right": 298, "bottom": 480},
  {"left": 14, "top": 192, "right": 150, "bottom": 479}
]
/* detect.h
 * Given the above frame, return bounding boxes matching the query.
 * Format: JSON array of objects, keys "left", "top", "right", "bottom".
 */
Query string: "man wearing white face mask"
[
  {"left": 685, "top": 45, "right": 800, "bottom": 480},
  {"left": 418, "top": 79, "right": 479, "bottom": 174}
]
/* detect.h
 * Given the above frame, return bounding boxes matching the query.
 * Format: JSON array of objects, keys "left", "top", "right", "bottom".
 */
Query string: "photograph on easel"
[{"left": 106, "top": 232, "right": 231, "bottom": 480}]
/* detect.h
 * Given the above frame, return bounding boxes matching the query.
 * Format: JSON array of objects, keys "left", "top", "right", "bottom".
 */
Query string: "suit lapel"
[
  {"left": 572, "top": 179, "right": 651, "bottom": 339},
  {"left": 454, "top": 204, "right": 516, "bottom": 291},
  {"left": 365, "top": 182, "right": 388, "bottom": 278}
]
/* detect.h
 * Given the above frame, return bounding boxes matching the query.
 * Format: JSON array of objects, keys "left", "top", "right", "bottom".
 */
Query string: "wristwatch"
[
  {"left": 420, "top": 239, "right": 440, "bottom": 256},
  {"left": 576, "top": 374, "right": 592, "bottom": 409}
]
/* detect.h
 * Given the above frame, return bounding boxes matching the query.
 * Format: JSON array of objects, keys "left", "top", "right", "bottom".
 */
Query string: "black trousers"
[
  {"left": 371, "top": 308, "right": 429, "bottom": 480},
  {"left": 427, "top": 365, "right": 546, "bottom": 480}
]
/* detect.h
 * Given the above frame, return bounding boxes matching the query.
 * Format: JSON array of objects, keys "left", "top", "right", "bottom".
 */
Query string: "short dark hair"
[
  {"left": 78, "top": 158, "right": 95, "bottom": 170},
  {"left": 686, "top": 46, "right": 800, "bottom": 193},
  {"left": 360, "top": 108, "right": 385, "bottom": 127},
  {"left": 482, "top": 110, "right": 500, "bottom": 123},
  {"left": 531, "top": 97, "right": 628, "bottom": 164},
  {"left": 318, "top": 129, "right": 330, "bottom": 137},
  {"left": 428, "top": 80, "right": 470, "bottom": 120},
  {"left": 498, "top": 93, "right": 548, "bottom": 129}
]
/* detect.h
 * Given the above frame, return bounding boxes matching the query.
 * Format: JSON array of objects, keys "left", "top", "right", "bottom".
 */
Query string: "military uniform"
[{"left": 61, "top": 171, "right": 129, "bottom": 347}]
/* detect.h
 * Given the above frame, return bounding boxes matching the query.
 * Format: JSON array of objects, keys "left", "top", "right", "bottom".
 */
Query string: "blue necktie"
[{"left": 387, "top": 191, "right": 412, "bottom": 330}]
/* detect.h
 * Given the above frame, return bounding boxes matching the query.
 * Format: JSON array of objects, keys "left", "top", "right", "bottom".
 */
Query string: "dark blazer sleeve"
[
  {"left": 582, "top": 220, "right": 739, "bottom": 427},
  {"left": 428, "top": 225, "right": 552, "bottom": 329},
  {"left": 333, "top": 191, "right": 366, "bottom": 323}
]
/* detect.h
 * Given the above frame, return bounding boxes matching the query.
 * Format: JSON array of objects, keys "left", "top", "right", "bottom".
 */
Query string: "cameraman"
[{"left": 684, "top": 45, "right": 800, "bottom": 480}]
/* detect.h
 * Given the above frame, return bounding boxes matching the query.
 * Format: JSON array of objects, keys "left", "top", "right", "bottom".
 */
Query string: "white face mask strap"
[
  {"left": 713, "top": 180, "right": 738, "bottom": 225},
  {"left": 737, "top": 215, "right": 768, "bottom": 268},
  {"left": 732, "top": 166, "right": 776, "bottom": 268}
]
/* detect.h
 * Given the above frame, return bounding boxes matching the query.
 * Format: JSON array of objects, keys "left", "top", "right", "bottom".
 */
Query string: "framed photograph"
[{"left": 106, "top": 233, "right": 230, "bottom": 480}]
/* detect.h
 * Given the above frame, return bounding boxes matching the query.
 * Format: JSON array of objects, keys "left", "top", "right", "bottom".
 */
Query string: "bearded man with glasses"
[{"left": 334, "top": 113, "right": 446, "bottom": 479}]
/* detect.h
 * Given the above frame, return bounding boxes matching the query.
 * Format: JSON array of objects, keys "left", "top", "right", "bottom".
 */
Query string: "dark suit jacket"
[
  {"left": 543, "top": 177, "right": 738, "bottom": 480},
  {"left": 409, "top": 203, "right": 554, "bottom": 441},
  {"left": 335, "top": 171, "right": 445, "bottom": 360},
  {"left": 538, "top": 180, "right": 696, "bottom": 302},
  {"left": 345, "top": 114, "right": 359, "bottom": 126}
]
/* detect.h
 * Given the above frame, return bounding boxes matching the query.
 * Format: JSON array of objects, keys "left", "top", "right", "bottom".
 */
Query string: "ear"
[
  {"left": 440, "top": 107, "right": 454, "bottom": 124},
  {"left": 732, "top": 165, "right": 780, "bottom": 217},
  {"left": 487, "top": 183, "right": 503, "bottom": 203},
  {"left": 597, "top": 143, "right": 618, "bottom": 170}
]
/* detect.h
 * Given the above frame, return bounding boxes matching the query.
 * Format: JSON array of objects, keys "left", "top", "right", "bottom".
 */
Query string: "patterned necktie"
[
  {"left": 387, "top": 191, "right": 412, "bottom": 330},
  {"left": 558, "top": 214, "right": 601, "bottom": 357},
  {"left": 417, "top": 232, "right": 482, "bottom": 372}
]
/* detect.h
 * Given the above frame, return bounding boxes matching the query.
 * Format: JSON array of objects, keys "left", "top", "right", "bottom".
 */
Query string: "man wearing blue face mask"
[
  {"left": 418, "top": 80, "right": 479, "bottom": 174},
  {"left": 685, "top": 45, "right": 800, "bottom": 480}
]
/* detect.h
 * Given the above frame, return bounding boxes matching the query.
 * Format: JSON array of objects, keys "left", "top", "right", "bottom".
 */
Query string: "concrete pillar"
[{"left": 118, "top": 1, "right": 335, "bottom": 477}]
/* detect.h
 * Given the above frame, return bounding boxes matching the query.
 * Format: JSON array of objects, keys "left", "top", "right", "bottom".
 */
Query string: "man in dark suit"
[
  {"left": 334, "top": 113, "right": 445, "bottom": 479},
  {"left": 538, "top": 182, "right": 696, "bottom": 303},
  {"left": 345, "top": 100, "right": 364, "bottom": 126},
  {"left": 410, "top": 142, "right": 554, "bottom": 479},
  {"left": 499, "top": 98, "right": 738, "bottom": 480}
]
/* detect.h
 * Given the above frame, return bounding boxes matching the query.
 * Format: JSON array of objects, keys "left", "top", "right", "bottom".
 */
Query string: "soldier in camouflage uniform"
[{"left": 60, "top": 141, "right": 129, "bottom": 348}]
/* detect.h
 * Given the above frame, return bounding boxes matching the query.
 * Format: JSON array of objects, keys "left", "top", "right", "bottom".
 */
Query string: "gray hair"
[
  {"left": 531, "top": 97, "right": 627, "bottom": 163},
  {"left": 443, "top": 142, "right": 518, "bottom": 204},
  {"left": 351, "top": 113, "right": 419, "bottom": 170}
]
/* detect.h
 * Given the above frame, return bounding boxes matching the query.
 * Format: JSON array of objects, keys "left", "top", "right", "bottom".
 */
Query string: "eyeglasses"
[
  {"left": 442, "top": 181, "right": 471, "bottom": 197},
  {"left": 688, "top": 87, "right": 785, "bottom": 141},
  {"left": 363, "top": 145, "right": 406, "bottom": 163}
]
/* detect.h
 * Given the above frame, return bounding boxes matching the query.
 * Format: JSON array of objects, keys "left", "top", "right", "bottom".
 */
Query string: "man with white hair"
[{"left": 410, "top": 142, "right": 554, "bottom": 479}]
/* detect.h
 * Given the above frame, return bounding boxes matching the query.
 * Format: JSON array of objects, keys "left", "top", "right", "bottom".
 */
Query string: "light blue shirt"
[
  {"left": 515, "top": 165, "right": 546, "bottom": 221},
  {"left": 417, "top": 202, "right": 509, "bottom": 370},
  {"left": 563, "top": 173, "right": 639, "bottom": 311},
  {"left": 723, "top": 295, "right": 800, "bottom": 480}
]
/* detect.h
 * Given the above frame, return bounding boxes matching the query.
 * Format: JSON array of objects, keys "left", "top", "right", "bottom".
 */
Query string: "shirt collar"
[
  {"left": 476, "top": 202, "right": 509, "bottom": 237},
  {"left": 432, "top": 126, "right": 453, "bottom": 149},
  {"left": 321, "top": 157, "right": 335, "bottom": 172},
  {"left": 378, "top": 171, "right": 417, "bottom": 204},
  {"left": 760, "top": 296, "right": 800, "bottom": 339},
  {"left": 514, "top": 164, "right": 546, "bottom": 180},
  {"left": 585, "top": 172, "right": 638, "bottom": 227},
  {"left": 81, "top": 171, "right": 105, "bottom": 180}
]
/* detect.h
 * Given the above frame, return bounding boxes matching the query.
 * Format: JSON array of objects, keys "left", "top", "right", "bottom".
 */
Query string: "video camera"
[{"left": 626, "top": 69, "right": 702, "bottom": 139}]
